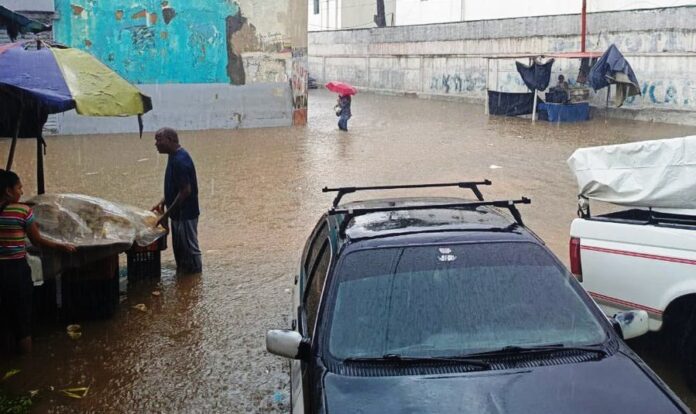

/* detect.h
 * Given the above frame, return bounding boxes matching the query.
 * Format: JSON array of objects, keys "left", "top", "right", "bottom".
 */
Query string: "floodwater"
[{"left": 1, "top": 89, "right": 696, "bottom": 412}]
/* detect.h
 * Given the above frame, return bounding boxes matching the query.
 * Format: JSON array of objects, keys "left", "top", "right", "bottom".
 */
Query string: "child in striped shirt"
[{"left": 0, "top": 170, "right": 76, "bottom": 354}]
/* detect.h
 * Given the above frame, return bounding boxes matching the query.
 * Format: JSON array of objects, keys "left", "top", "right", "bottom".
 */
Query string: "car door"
[{"left": 292, "top": 219, "right": 330, "bottom": 413}]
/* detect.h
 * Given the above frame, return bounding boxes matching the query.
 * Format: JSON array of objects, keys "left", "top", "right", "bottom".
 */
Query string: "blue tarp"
[
  {"left": 515, "top": 59, "right": 555, "bottom": 91},
  {"left": 589, "top": 44, "right": 640, "bottom": 107}
]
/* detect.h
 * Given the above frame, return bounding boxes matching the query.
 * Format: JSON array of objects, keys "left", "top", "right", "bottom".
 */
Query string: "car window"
[
  {"left": 306, "top": 238, "right": 331, "bottom": 336},
  {"left": 304, "top": 221, "right": 328, "bottom": 276},
  {"left": 327, "top": 242, "right": 606, "bottom": 360}
]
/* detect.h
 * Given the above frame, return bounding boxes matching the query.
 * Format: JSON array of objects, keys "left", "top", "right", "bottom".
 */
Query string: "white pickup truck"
[{"left": 568, "top": 136, "right": 696, "bottom": 389}]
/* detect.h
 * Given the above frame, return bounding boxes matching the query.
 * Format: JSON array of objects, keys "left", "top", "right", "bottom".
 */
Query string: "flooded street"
[{"left": 2, "top": 89, "right": 696, "bottom": 412}]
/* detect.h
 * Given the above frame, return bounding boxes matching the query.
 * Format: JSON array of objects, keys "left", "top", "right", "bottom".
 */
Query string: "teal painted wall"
[{"left": 54, "top": 0, "right": 239, "bottom": 84}]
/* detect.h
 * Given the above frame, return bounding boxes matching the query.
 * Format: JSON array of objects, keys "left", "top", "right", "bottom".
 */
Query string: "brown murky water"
[{"left": 1, "top": 89, "right": 696, "bottom": 412}]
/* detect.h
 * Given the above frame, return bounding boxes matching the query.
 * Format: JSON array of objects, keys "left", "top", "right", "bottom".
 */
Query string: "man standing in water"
[{"left": 153, "top": 127, "right": 202, "bottom": 274}]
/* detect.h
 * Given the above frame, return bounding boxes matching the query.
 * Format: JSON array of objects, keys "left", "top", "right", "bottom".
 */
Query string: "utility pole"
[
  {"left": 581, "top": 0, "right": 587, "bottom": 52},
  {"left": 374, "top": 0, "right": 386, "bottom": 27}
]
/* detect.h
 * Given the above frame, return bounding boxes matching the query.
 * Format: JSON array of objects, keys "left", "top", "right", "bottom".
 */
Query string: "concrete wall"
[
  {"left": 309, "top": 6, "right": 696, "bottom": 126},
  {"left": 54, "top": 83, "right": 294, "bottom": 134},
  {"left": 52, "top": 0, "right": 307, "bottom": 133},
  {"left": 3, "top": 0, "right": 54, "bottom": 12}
]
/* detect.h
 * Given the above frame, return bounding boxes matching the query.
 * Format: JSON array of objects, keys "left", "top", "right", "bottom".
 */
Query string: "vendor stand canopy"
[
  {"left": 0, "top": 41, "right": 153, "bottom": 193},
  {"left": 486, "top": 51, "right": 603, "bottom": 120},
  {"left": 567, "top": 135, "right": 696, "bottom": 211}
]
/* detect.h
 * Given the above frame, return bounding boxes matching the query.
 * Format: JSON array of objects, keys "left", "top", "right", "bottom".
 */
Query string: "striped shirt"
[{"left": 0, "top": 203, "right": 34, "bottom": 260}]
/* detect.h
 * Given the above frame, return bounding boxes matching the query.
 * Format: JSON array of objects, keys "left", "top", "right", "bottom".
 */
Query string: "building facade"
[
  {"left": 308, "top": 0, "right": 395, "bottom": 31},
  {"left": 310, "top": 0, "right": 696, "bottom": 29}
]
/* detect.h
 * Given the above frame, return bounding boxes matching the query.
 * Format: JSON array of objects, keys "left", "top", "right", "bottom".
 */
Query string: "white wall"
[
  {"left": 464, "top": 0, "right": 696, "bottom": 21},
  {"left": 396, "top": 0, "right": 463, "bottom": 26},
  {"left": 308, "top": 0, "right": 341, "bottom": 31},
  {"left": 342, "top": 0, "right": 396, "bottom": 29},
  {"left": 310, "top": 0, "right": 696, "bottom": 30}
]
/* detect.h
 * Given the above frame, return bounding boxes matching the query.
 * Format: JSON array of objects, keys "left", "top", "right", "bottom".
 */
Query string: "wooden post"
[
  {"left": 37, "top": 135, "right": 45, "bottom": 194},
  {"left": 6, "top": 101, "right": 22, "bottom": 171}
]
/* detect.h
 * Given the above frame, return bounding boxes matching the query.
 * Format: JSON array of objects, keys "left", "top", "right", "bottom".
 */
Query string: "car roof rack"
[
  {"left": 328, "top": 198, "right": 532, "bottom": 238},
  {"left": 322, "top": 180, "right": 492, "bottom": 208}
]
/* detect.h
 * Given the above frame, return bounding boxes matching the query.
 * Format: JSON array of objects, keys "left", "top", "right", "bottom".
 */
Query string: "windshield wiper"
[
  {"left": 343, "top": 353, "right": 491, "bottom": 369},
  {"left": 463, "top": 343, "right": 607, "bottom": 358}
]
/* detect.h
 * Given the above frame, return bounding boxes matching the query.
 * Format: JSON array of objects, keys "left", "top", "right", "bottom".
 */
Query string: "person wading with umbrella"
[
  {"left": 337, "top": 94, "right": 351, "bottom": 131},
  {"left": 326, "top": 81, "right": 356, "bottom": 132}
]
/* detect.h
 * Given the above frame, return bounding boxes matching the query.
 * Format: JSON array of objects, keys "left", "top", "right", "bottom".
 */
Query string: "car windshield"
[{"left": 327, "top": 242, "right": 607, "bottom": 360}]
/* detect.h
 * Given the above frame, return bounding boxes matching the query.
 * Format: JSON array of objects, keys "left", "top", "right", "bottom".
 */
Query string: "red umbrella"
[{"left": 325, "top": 81, "right": 357, "bottom": 96}]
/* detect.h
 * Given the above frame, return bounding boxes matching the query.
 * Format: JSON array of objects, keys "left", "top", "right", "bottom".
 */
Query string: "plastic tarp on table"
[
  {"left": 567, "top": 136, "right": 696, "bottom": 210},
  {"left": 27, "top": 194, "right": 166, "bottom": 278}
]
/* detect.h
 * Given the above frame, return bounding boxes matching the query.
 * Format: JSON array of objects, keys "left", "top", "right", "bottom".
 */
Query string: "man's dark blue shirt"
[{"left": 164, "top": 148, "right": 199, "bottom": 220}]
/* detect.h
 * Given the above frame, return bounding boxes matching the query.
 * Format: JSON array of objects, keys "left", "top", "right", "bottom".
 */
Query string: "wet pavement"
[{"left": 1, "top": 89, "right": 696, "bottom": 412}]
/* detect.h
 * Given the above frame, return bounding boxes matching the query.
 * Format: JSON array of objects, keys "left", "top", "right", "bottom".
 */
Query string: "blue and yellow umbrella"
[
  {"left": 0, "top": 41, "right": 152, "bottom": 192},
  {"left": 0, "top": 41, "right": 152, "bottom": 117}
]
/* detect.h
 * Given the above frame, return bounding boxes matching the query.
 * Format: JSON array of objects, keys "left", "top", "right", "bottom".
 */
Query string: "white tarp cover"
[
  {"left": 28, "top": 193, "right": 165, "bottom": 247},
  {"left": 567, "top": 135, "right": 696, "bottom": 209}
]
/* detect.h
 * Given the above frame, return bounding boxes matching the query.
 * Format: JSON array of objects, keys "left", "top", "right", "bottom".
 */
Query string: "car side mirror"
[
  {"left": 612, "top": 310, "right": 649, "bottom": 340},
  {"left": 266, "top": 329, "right": 310, "bottom": 360}
]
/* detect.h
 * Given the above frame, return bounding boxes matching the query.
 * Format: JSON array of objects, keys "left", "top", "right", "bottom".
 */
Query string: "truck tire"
[{"left": 681, "top": 327, "right": 696, "bottom": 391}]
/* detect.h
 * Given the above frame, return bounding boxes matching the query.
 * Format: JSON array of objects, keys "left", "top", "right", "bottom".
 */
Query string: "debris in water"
[
  {"left": 133, "top": 303, "right": 147, "bottom": 312},
  {"left": 85, "top": 171, "right": 99, "bottom": 176},
  {"left": 137, "top": 158, "right": 149, "bottom": 162},
  {"left": 152, "top": 290, "right": 161, "bottom": 297},
  {"left": 29, "top": 390, "right": 39, "bottom": 397},
  {"left": 66, "top": 324, "right": 82, "bottom": 340},
  {"left": 284, "top": 289, "right": 291, "bottom": 293},
  {"left": 489, "top": 165, "right": 503, "bottom": 169},
  {"left": 59, "top": 386, "right": 89, "bottom": 399},
  {"left": 2, "top": 369, "right": 20, "bottom": 381},
  {"left": 273, "top": 390, "right": 288, "bottom": 404}
]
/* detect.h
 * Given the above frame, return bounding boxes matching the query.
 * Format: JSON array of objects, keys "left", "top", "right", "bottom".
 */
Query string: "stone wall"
[{"left": 309, "top": 6, "right": 696, "bottom": 125}]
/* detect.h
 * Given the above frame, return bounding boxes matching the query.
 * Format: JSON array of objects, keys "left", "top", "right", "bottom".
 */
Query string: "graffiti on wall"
[
  {"left": 291, "top": 48, "right": 308, "bottom": 125},
  {"left": 624, "top": 80, "right": 696, "bottom": 109},
  {"left": 55, "top": 0, "right": 240, "bottom": 84},
  {"left": 429, "top": 72, "right": 486, "bottom": 94},
  {"left": 54, "top": 0, "right": 303, "bottom": 87}
]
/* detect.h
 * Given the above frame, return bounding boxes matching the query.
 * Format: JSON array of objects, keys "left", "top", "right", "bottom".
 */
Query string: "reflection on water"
[{"left": 1, "top": 90, "right": 696, "bottom": 411}]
